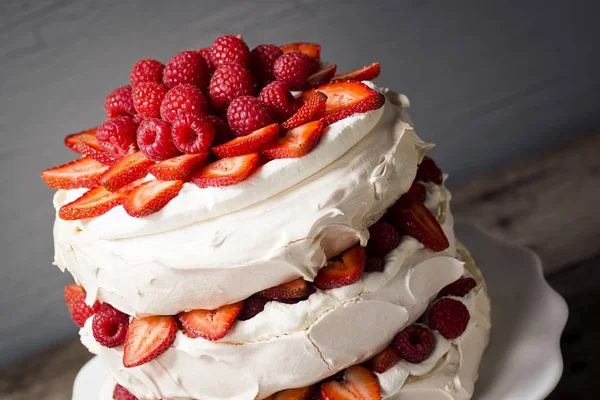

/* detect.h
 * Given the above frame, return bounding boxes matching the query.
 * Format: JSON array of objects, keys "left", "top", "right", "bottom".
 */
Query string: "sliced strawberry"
[
  {"left": 191, "top": 153, "right": 259, "bottom": 188},
  {"left": 212, "top": 123, "right": 279, "bottom": 159},
  {"left": 64, "top": 283, "right": 100, "bottom": 327},
  {"left": 332, "top": 62, "right": 381, "bottom": 82},
  {"left": 313, "top": 245, "right": 365, "bottom": 290},
  {"left": 368, "top": 346, "right": 401, "bottom": 374},
  {"left": 280, "top": 42, "right": 320, "bottom": 71},
  {"left": 100, "top": 151, "right": 154, "bottom": 191},
  {"left": 258, "top": 278, "right": 310, "bottom": 300},
  {"left": 307, "top": 64, "right": 337, "bottom": 88},
  {"left": 123, "top": 316, "right": 177, "bottom": 368},
  {"left": 178, "top": 301, "right": 244, "bottom": 342},
  {"left": 391, "top": 201, "right": 449, "bottom": 252},
  {"left": 123, "top": 180, "right": 183, "bottom": 218},
  {"left": 304, "top": 81, "right": 385, "bottom": 126},
  {"left": 281, "top": 92, "right": 327, "bottom": 131},
  {"left": 321, "top": 366, "right": 380, "bottom": 400},
  {"left": 262, "top": 120, "right": 324, "bottom": 160},
  {"left": 41, "top": 157, "right": 109, "bottom": 190},
  {"left": 64, "top": 128, "right": 96, "bottom": 153},
  {"left": 58, "top": 182, "right": 138, "bottom": 221},
  {"left": 75, "top": 133, "right": 118, "bottom": 165},
  {"left": 148, "top": 153, "right": 209, "bottom": 181},
  {"left": 267, "top": 386, "right": 314, "bottom": 400}
]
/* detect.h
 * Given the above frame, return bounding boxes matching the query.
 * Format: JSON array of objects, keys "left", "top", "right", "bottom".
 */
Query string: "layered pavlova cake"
[{"left": 41, "top": 35, "right": 491, "bottom": 400}]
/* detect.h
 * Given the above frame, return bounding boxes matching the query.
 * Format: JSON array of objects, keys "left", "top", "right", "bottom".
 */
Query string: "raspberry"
[
  {"left": 113, "top": 384, "right": 138, "bottom": 400},
  {"left": 273, "top": 51, "right": 311, "bottom": 90},
  {"left": 130, "top": 59, "right": 164, "bottom": 86},
  {"left": 366, "top": 222, "right": 401, "bottom": 258},
  {"left": 416, "top": 156, "right": 443, "bottom": 184},
  {"left": 160, "top": 84, "right": 208, "bottom": 123},
  {"left": 258, "top": 81, "right": 301, "bottom": 121},
  {"left": 238, "top": 295, "right": 269, "bottom": 321},
  {"left": 209, "top": 64, "right": 255, "bottom": 109},
  {"left": 198, "top": 47, "right": 216, "bottom": 75},
  {"left": 92, "top": 303, "right": 129, "bottom": 348},
  {"left": 64, "top": 284, "right": 101, "bottom": 327},
  {"left": 163, "top": 50, "right": 209, "bottom": 89},
  {"left": 96, "top": 116, "right": 138, "bottom": 158},
  {"left": 364, "top": 257, "right": 384, "bottom": 272},
  {"left": 428, "top": 298, "right": 470, "bottom": 339},
  {"left": 104, "top": 85, "right": 135, "bottom": 119},
  {"left": 132, "top": 82, "right": 168, "bottom": 119},
  {"left": 250, "top": 44, "right": 283, "bottom": 86},
  {"left": 136, "top": 118, "right": 181, "bottom": 161},
  {"left": 210, "top": 35, "right": 251, "bottom": 68},
  {"left": 171, "top": 114, "right": 215, "bottom": 154},
  {"left": 437, "top": 277, "right": 477, "bottom": 299},
  {"left": 207, "top": 115, "right": 235, "bottom": 145},
  {"left": 226, "top": 96, "right": 273, "bottom": 137},
  {"left": 392, "top": 324, "right": 434, "bottom": 363}
]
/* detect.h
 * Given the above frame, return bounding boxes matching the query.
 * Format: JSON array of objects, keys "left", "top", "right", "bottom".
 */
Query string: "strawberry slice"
[
  {"left": 320, "top": 366, "right": 381, "bottom": 400},
  {"left": 281, "top": 92, "right": 327, "bottom": 131},
  {"left": 64, "top": 284, "right": 100, "bottom": 327},
  {"left": 123, "top": 180, "right": 183, "bottom": 218},
  {"left": 100, "top": 151, "right": 154, "bottom": 191},
  {"left": 367, "top": 346, "right": 401, "bottom": 373},
  {"left": 266, "top": 386, "right": 315, "bottom": 400},
  {"left": 191, "top": 153, "right": 259, "bottom": 188},
  {"left": 178, "top": 301, "right": 244, "bottom": 341},
  {"left": 307, "top": 64, "right": 337, "bottom": 88},
  {"left": 313, "top": 245, "right": 365, "bottom": 290},
  {"left": 280, "top": 42, "right": 320, "bottom": 71},
  {"left": 262, "top": 120, "right": 324, "bottom": 160},
  {"left": 391, "top": 201, "right": 449, "bottom": 252},
  {"left": 332, "top": 62, "right": 381, "bottom": 82},
  {"left": 258, "top": 278, "right": 311, "bottom": 300},
  {"left": 75, "top": 133, "right": 118, "bottom": 165},
  {"left": 41, "top": 157, "right": 109, "bottom": 190},
  {"left": 58, "top": 182, "right": 138, "bottom": 220},
  {"left": 148, "top": 153, "right": 209, "bottom": 181},
  {"left": 123, "top": 316, "right": 177, "bottom": 368},
  {"left": 304, "top": 81, "right": 385, "bottom": 126},
  {"left": 212, "top": 123, "right": 279, "bottom": 159},
  {"left": 64, "top": 128, "right": 96, "bottom": 153}
]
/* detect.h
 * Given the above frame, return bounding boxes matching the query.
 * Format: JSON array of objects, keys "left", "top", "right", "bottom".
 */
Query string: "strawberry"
[
  {"left": 266, "top": 386, "right": 314, "bottom": 400},
  {"left": 178, "top": 301, "right": 244, "bottom": 341},
  {"left": 280, "top": 42, "right": 321, "bottom": 72},
  {"left": 123, "top": 316, "right": 177, "bottom": 368},
  {"left": 211, "top": 123, "right": 279, "bottom": 159},
  {"left": 313, "top": 245, "right": 365, "bottom": 290},
  {"left": 281, "top": 91, "right": 327, "bottom": 131},
  {"left": 148, "top": 153, "right": 208, "bottom": 181},
  {"left": 100, "top": 151, "right": 154, "bottom": 192},
  {"left": 191, "top": 153, "right": 259, "bottom": 188},
  {"left": 304, "top": 81, "right": 385, "bottom": 126},
  {"left": 123, "top": 180, "right": 183, "bottom": 218},
  {"left": 64, "top": 128, "right": 96, "bottom": 153},
  {"left": 306, "top": 64, "right": 337, "bottom": 88},
  {"left": 58, "top": 182, "right": 138, "bottom": 220},
  {"left": 262, "top": 120, "right": 324, "bottom": 160},
  {"left": 258, "top": 278, "right": 310, "bottom": 300},
  {"left": 367, "top": 346, "right": 401, "bottom": 373},
  {"left": 75, "top": 133, "right": 118, "bottom": 165},
  {"left": 391, "top": 201, "right": 449, "bottom": 252},
  {"left": 41, "top": 157, "right": 109, "bottom": 190},
  {"left": 332, "top": 62, "right": 381, "bottom": 82},
  {"left": 64, "top": 284, "right": 100, "bottom": 327},
  {"left": 320, "top": 365, "right": 380, "bottom": 400}
]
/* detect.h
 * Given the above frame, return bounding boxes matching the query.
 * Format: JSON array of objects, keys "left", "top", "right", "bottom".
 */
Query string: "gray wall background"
[{"left": 1, "top": 0, "right": 599, "bottom": 367}]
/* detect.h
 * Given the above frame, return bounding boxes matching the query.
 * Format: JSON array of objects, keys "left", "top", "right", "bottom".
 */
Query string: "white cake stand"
[{"left": 72, "top": 222, "right": 568, "bottom": 400}]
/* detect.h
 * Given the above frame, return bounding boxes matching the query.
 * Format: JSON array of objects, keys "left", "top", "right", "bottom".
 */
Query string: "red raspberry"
[
  {"left": 273, "top": 51, "right": 311, "bottom": 90},
  {"left": 428, "top": 298, "right": 470, "bottom": 339},
  {"left": 250, "top": 44, "right": 283, "bottom": 87},
  {"left": 113, "top": 384, "right": 138, "bottom": 400},
  {"left": 104, "top": 85, "right": 135, "bottom": 119},
  {"left": 137, "top": 118, "right": 181, "bottom": 161},
  {"left": 96, "top": 116, "right": 138, "bottom": 158},
  {"left": 209, "top": 64, "right": 255, "bottom": 109},
  {"left": 238, "top": 295, "right": 269, "bottom": 321},
  {"left": 437, "top": 277, "right": 477, "bottom": 299},
  {"left": 132, "top": 82, "right": 168, "bottom": 119},
  {"left": 210, "top": 35, "right": 251, "bottom": 68},
  {"left": 226, "top": 96, "right": 273, "bottom": 137},
  {"left": 207, "top": 115, "right": 235, "bottom": 145},
  {"left": 364, "top": 257, "right": 384, "bottom": 272},
  {"left": 92, "top": 303, "right": 129, "bottom": 348},
  {"left": 130, "top": 59, "right": 164, "bottom": 86},
  {"left": 367, "top": 222, "right": 401, "bottom": 258},
  {"left": 64, "top": 284, "right": 101, "bottom": 327},
  {"left": 171, "top": 114, "right": 215, "bottom": 154},
  {"left": 160, "top": 84, "right": 208, "bottom": 123},
  {"left": 163, "top": 50, "right": 209, "bottom": 89},
  {"left": 258, "top": 81, "right": 301, "bottom": 121},
  {"left": 416, "top": 156, "right": 444, "bottom": 184},
  {"left": 392, "top": 324, "right": 434, "bottom": 363},
  {"left": 198, "top": 47, "right": 216, "bottom": 75}
]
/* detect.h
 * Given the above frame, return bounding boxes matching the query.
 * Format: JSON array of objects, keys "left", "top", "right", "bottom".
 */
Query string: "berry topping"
[
  {"left": 281, "top": 91, "right": 327, "bottom": 131},
  {"left": 226, "top": 96, "right": 273, "bottom": 137},
  {"left": 208, "top": 115, "right": 235, "bottom": 145},
  {"left": 259, "top": 278, "right": 310, "bottom": 300},
  {"left": 92, "top": 303, "right": 129, "bottom": 348},
  {"left": 191, "top": 152, "right": 259, "bottom": 188},
  {"left": 389, "top": 201, "right": 449, "bottom": 252},
  {"left": 396, "top": 182, "right": 427, "bottom": 206},
  {"left": 163, "top": 50, "right": 209, "bottom": 89},
  {"left": 148, "top": 153, "right": 209, "bottom": 181},
  {"left": 123, "top": 315, "right": 177, "bottom": 368},
  {"left": 320, "top": 365, "right": 380, "bottom": 400},
  {"left": 437, "top": 277, "right": 477, "bottom": 299},
  {"left": 250, "top": 44, "right": 283, "bottom": 86},
  {"left": 96, "top": 116, "right": 139, "bottom": 158},
  {"left": 266, "top": 386, "right": 314, "bottom": 400},
  {"left": 280, "top": 42, "right": 321, "bottom": 72},
  {"left": 262, "top": 120, "right": 324, "bottom": 160},
  {"left": 197, "top": 47, "right": 216, "bottom": 75},
  {"left": 123, "top": 179, "right": 183, "bottom": 218},
  {"left": 131, "top": 82, "right": 168, "bottom": 119},
  {"left": 416, "top": 156, "right": 444, "bottom": 185},
  {"left": 64, "top": 128, "right": 96, "bottom": 153},
  {"left": 64, "top": 284, "right": 100, "bottom": 327},
  {"left": 75, "top": 133, "right": 118, "bottom": 165},
  {"left": 178, "top": 301, "right": 244, "bottom": 341},
  {"left": 392, "top": 324, "right": 434, "bottom": 363},
  {"left": 428, "top": 298, "right": 470, "bottom": 339},
  {"left": 41, "top": 157, "right": 109, "bottom": 190},
  {"left": 258, "top": 81, "right": 301, "bottom": 122},
  {"left": 333, "top": 62, "right": 381, "bottom": 82},
  {"left": 314, "top": 245, "right": 365, "bottom": 290},
  {"left": 306, "top": 64, "right": 337, "bottom": 88},
  {"left": 273, "top": 51, "right": 312, "bottom": 90},
  {"left": 210, "top": 35, "right": 251, "bottom": 68},
  {"left": 160, "top": 84, "right": 208, "bottom": 123},
  {"left": 368, "top": 346, "right": 401, "bottom": 373},
  {"left": 366, "top": 222, "right": 401, "bottom": 258},
  {"left": 212, "top": 123, "right": 279, "bottom": 158},
  {"left": 171, "top": 114, "right": 215, "bottom": 154},
  {"left": 238, "top": 295, "right": 269, "bottom": 321},
  {"left": 104, "top": 85, "right": 135, "bottom": 119},
  {"left": 113, "top": 384, "right": 138, "bottom": 400},
  {"left": 136, "top": 118, "right": 181, "bottom": 161},
  {"left": 209, "top": 64, "right": 255, "bottom": 108},
  {"left": 130, "top": 59, "right": 164, "bottom": 86},
  {"left": 364, "top": 257, "right": 384, "bottom": 273},
  {"left": 58, "top": 182, "right": 138, "bottom": 221},
  {"left": 100, "top": 151, "right": 154, "bottom": 192}
]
